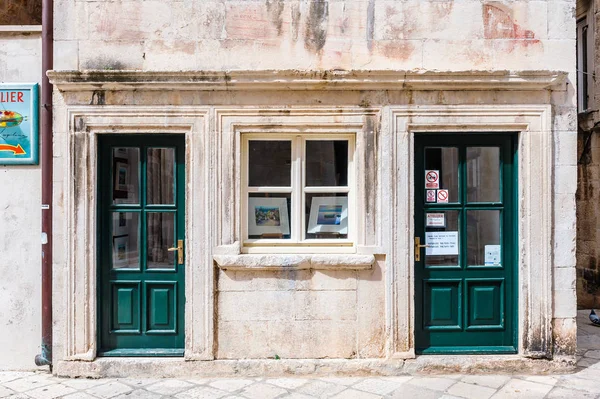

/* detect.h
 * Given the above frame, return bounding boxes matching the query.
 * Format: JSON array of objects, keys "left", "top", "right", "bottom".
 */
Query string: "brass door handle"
[
  {"left": 168, "top": 239, "right": 184, "bottom": 265},
  {"left": 414, "top": 237, "right": 430, "bottom": 262}
]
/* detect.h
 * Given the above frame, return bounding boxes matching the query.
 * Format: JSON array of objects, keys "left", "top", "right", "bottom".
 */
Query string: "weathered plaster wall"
[
  {"left": 53, "top": 0, "right": 574, "bottom": 72},
  {"left": 0, "top": 31, "right": 41, "bottom": 370}
]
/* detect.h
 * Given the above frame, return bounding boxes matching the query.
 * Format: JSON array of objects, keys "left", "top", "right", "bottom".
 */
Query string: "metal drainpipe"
[{"left": 35, "top": 0, "right": 54, "bottom": 370}]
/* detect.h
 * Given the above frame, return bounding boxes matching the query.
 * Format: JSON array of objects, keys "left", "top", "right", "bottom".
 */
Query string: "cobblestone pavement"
[{"left": 1, "top": 311, "right": 599, "bottom": 399}]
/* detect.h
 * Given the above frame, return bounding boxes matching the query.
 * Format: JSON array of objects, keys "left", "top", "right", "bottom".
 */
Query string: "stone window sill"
[
  {"left": 213, "top": 254, "right": 375, "bottom": 271},
  {"left": 0, "top": 25, "right": 42, "bottom": 32}
]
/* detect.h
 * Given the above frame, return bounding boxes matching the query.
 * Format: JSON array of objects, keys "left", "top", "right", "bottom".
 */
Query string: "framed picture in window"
[
  {"left": 248, "top": 197, "right": 290, "bottom": 236},
  {"left": 307, "top": 196, "right": 348, "bottom": 235},
  {"left": 113, "top": 212, "right": 129, "bottom": 236},
  {"left": 115, "top": 161, "right": 129, "bottom": 192},
  {"left": 113, "top": 158, "right": 129, "bottom": 199},
  {"left": 112, "top": 235, "right": 129, "bottom": 268}
]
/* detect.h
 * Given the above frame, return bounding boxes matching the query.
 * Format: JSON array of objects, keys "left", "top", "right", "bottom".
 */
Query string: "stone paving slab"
[
  {"left": 0, "top": 370, "right": 598, "bottom": 399},
  {"left": 0, "top": 311, "right": 599, "bottom": 398}
]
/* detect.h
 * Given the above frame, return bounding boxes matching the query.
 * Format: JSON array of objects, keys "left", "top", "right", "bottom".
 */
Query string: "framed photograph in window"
[
  {"left": 248, "top": 197, "right": 290, "bottom": 236},
  {"left": 112, "top": 235, "right": 129, "bottom": 268},
  {"left": 113, "top": 158, "right": 129, "bottom": 200},
  {"left": 307, "top": 196, "right": 348, "bottom": 235},
  {"left": 113, "top": 212, "right": 129, "bottom": 236},
  {"left": 115, "top": 161, "right": 129, "bottom": 192}
]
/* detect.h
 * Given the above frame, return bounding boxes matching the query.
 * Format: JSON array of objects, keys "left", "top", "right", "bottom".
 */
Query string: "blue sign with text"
[{"left": 0, "top": 83, "right": 39, "bottom": 165}]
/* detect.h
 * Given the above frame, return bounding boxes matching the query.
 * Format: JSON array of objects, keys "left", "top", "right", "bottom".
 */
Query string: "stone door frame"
[
  {"left": 387, "top": 105, "right": 553, "bottom": 358},
  {"left": 55, "top": 107, "right": 213, "bottom": 361}
]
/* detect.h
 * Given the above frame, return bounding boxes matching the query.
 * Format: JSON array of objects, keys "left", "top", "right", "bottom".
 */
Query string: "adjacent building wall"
[
  {"left": 577, "top": 0, "right": 600, "bottom": 308},
  {"left": 0, "top": 29, "right": 42, "bottom": 370}
]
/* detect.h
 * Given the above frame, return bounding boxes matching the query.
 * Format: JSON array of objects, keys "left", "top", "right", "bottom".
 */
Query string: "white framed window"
[
  {"left": 577, "top": 17, "right": 591, "bottom": 113},
  {"left": 241, "top": 133, "right": 355, "bottom": 253}
]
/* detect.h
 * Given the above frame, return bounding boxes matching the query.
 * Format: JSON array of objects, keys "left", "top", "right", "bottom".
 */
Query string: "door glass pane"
[
  {"left": 467, "top": 210, "right": 501, "bottom": 266},
  {"left": 112, "top": 148, "right": 140, "bottom": 205},
  {"left": 305, "top": 193, "right": 348, "bottom": 240},
  {"left": 305, "top": 140, "right": 348, "bottom": 187},
  {"left": 424, "top": 147, "right": 459, "bottom": 203},
  {"left": 467, "top": 147, "right": 500, "bottom": 203},
  {"left": 112, "top": 212, "right": 140, "bottom": 269},
  {"left": 147, "top": 212, "right": 175, "bottom": 269},
  {"left": 248, "top": 141, "right": 291, "bottom": 187},
  {"left": 425, "top": 210, "right": 459, "bottom": 267},
  {"left": 147, "top": 148, "right": 175, "bottom": 205},
  {"left": 248, "top": 193, "right": 291, "bottom": 239}
]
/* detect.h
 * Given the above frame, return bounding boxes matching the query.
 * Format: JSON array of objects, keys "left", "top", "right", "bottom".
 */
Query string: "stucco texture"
[{"left": 0, "top": 32, "right": 42, "bottom": 370}]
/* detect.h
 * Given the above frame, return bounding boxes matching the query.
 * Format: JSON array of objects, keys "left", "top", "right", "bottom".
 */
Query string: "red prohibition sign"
[
  {"left": 438, "top": 190, "right": 448, "bottom": 201},
  {"left": 426, "top": 171, "right": 438, "bottom": 182}
]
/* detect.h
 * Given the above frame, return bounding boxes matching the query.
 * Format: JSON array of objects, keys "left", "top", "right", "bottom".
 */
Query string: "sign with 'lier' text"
[{"left": 0, "top": 84, "right": 39, "bottom": 165}]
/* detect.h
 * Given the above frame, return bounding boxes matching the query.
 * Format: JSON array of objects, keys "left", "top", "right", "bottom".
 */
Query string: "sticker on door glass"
[
  {"left": 426, "top": 212, "right": 446, "bottom": 228},
  {"left": 426, "top": 190, "right": 437, "bottom": 203},
  {"left": 437, "top": 189, "right": 449, "bottom": 203},
  {"left": 426, "top": 231, "right": 459, "bottom": 255},
  {"left": 485, "top": 245, "right": 501, "bottom": 266},
  {"left": 425, "top": 170, "right": 440, "bottom": 189}
]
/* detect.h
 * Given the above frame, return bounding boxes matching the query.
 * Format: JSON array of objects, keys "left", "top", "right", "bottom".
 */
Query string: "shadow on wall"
[
  {"left": 577, "top": 310, "right": 600, "bottom": 369},
  {"left": 576, "top": 131, "right": 600, "bottom": 309}
]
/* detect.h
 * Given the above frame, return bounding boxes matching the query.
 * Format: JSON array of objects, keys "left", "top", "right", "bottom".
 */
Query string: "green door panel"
[
  {"left": 414, "top": 134, "right": 517, "bottom": 354},
  {"left": 423, "top": 279, "right": 462, "bottom": 330},
  {"left": 98, "top": 135, "right": 185, "bottom": 356},
  {"left": 111, "top": 281, "right": 141, "bottom": 332}
]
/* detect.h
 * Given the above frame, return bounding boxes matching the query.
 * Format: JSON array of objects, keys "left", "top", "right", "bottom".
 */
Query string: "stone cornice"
[{"left": 47, "top": 70, "right": 567, "bottom": 92}]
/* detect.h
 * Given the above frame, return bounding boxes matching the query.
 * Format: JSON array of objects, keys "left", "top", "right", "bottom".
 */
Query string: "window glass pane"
[
  {"left": 425, "top": 210, "right": 459, "bottom": 267},
  {"left": 248, "top": 193, "right": 291, "bottom": 239},
  {"left": 248, "top": 141, "right": 291, "bottom": 187},
  {"left": 467, "top": 210, "right": 501, "bottom": 266},
  {"left": 424, "top": 147, "right": 459, "bottom": 203},
  {"left": 112, "top": 147, "right": 140, "bottom": 205},
  {"left": 147, "top": 147, "right": 175, "bottom": 205},
  {"left": 305, "top": 140, "right": 348, "bottom": 186},
  {"left": 147, "top": 212, "right": 175, "bottom": 269},
  {"left": 0, "top": 0, "right": 42, "bottom": 25},
  {"left": 305, "top": 193, "right": 348, "bottom": 240},
  {"left": 112, "top": 212, "right": 140, "bottom": 269},
  {"left": 467, "top": 147, "right": 500, "bottom": 203}
]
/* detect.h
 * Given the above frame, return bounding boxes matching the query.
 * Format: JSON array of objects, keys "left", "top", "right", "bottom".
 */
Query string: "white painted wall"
[{"left": 0, "top": 30, "right": 42, "bottom": 370}]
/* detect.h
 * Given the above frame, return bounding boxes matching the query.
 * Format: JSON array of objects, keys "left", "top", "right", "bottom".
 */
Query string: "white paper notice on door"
[
  {"left": 485, "top": 245, "right": 501, "bottom": 266},
  {"left": 425, "top": 231, "right": 459, "bottom": 256}
]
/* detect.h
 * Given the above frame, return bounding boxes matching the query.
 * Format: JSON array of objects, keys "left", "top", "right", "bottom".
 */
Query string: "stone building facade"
[{"left": 2, "top": 0, "right": 579, "bottom": 375}]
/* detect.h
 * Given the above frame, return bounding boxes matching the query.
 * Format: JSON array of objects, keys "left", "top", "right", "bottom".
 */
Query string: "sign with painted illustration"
[{"left": 0, "top": 84, "right": 39, "bottom": 165}]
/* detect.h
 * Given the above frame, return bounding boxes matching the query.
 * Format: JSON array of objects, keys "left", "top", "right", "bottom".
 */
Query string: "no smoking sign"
[
  {"left": 437, "top": 189, "right": 449, "bottom": 203},
  {"left": 425, "top": 170, "right": 439, "bottom": 189},
  {"left": 426, "top": 190, "right": 436, "bottom": 202}
]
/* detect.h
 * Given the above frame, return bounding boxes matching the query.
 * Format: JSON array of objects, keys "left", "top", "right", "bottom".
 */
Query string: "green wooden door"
[
  {"left": 414, "top": 134, "right": 517, "bottom": 354},
  {"left": 98, "top": 135, "right": 185, "bottom": 356}
]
